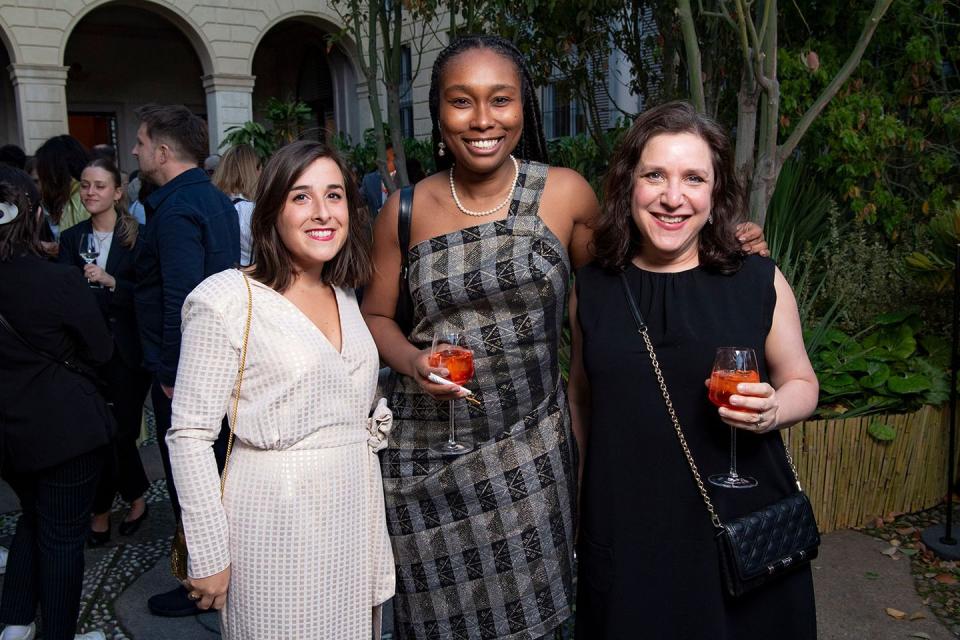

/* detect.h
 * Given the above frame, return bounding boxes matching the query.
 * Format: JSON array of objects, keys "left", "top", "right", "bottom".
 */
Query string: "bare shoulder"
[{"left": 542, "top": 165, "right": 599, "bottom": 223}]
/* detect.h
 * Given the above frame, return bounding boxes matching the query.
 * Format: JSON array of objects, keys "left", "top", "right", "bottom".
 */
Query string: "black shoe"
[
  {"left": 87, "top": 524, "right": 111, "bottom": 548},
  {"left": 118, "top": 504, "right": 149, "bottom": 536},
  {"left": 147, "top": 585, "right": 216, "bottom": 617}
]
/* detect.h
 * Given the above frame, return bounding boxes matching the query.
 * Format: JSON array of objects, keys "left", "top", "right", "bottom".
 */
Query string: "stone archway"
[
  {"left": 251, "top": 17, "right": 359, "bottom": 143},
  {"left": 63, "top": 2, "right": 208, "bottom": 172}
]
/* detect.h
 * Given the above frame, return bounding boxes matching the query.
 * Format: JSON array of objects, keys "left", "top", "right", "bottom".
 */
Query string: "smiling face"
[
  {"left": 438, "top": 48, "right": 523, "bottom": 175},
  {"left": 80, "top": 166, "right": 122, "bottom": 217},
  {"left": 631, "top": 132, "right": 714, "bottom": 270},
  {"left": 275, "top": 157, "right": 350, "bottom": 275}
]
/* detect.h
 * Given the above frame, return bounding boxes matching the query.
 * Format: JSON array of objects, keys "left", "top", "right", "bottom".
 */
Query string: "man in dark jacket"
[{"left": 132, "top": 104, "right": 239, "bottom": 617}]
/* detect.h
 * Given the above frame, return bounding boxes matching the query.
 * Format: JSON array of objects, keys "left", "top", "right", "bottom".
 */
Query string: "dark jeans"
[
  {"left": 151, "top": 379, "right": 229, "bottom": 520},
  {"left": 92, "top": 355, "right": 152, "bottom": 514},
  {"left": 0, "top": 446, "right": 107, "bottom": 640}
]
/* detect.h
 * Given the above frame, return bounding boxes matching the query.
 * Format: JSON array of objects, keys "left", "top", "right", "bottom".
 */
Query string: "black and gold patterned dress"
[{"left": 382, "top": 160, "right": 577, "bottom": 640}]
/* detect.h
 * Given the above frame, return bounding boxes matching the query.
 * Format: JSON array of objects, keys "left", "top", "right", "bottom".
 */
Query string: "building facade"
[{"left": 0, "top": 0, "right": 645, "bottom": 173}]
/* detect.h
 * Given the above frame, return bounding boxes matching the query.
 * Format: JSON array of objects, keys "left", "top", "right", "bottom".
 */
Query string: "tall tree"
[
  {"left": 331, "top": 0, "right": 437, "bottom": 192},
  {"left": 678, "top": 0, "right": 894, "bottom": 224}
]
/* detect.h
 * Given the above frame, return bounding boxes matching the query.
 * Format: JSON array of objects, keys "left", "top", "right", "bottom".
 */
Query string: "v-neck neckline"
[{"left": 249, "top": 275, "right": 347, "bottom": 356}]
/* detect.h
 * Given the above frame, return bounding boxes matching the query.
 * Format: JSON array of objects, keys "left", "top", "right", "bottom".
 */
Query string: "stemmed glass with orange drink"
[
  {"left": 428, "top": 324, "right": 475, "bottom": 456},
  {"left": 708, "top": 347, "right": 760, "bottom": 489}
]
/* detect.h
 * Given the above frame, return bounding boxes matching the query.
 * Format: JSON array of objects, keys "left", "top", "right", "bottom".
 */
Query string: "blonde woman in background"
[{"left": 212, "top": 144, "right": 260, "bottom": 266}]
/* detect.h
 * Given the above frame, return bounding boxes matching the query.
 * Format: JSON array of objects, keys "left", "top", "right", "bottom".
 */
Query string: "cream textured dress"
[{"left": 167, "top": 269, "right": 395, "bottom": 639}]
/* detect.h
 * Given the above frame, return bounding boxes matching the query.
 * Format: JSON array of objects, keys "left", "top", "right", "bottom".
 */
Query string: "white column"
[
  {"left": 9, "top": 63, "right": 69, "bottom": 154},
  {"left": 202, "top": 73, "right": 255, "bottom": 154}
]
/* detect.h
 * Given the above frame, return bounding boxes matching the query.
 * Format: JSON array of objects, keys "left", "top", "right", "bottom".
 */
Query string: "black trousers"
[
  {"left": 92, "top": 354, "right": 152, "bottom": 514},
  {"left": 0, "top": 446, "right": 107, "bottom": 640},
  {"left": 151, "top": 379, "right": 228, "bottom": 520}
]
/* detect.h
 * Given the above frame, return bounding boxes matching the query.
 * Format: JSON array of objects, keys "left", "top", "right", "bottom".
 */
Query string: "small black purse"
[
  {"left": 619, "top": 272, "right": 820, "bottom": 598},
  {"left": 395, "top": 184, "right": 415, "bottom": 336}
]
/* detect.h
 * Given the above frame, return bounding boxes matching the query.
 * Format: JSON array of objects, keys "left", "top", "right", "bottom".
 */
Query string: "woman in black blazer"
[
  {"left": 0, "top": 167, "right": 114, "bottom": 639},
  {"left": 58, "top": 159, "right": 152, "bottom": 546}
]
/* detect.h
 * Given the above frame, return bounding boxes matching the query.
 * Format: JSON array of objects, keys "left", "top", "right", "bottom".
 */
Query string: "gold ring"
[{"left": 189, "top": 592, "right": 201, "bottom": 601}]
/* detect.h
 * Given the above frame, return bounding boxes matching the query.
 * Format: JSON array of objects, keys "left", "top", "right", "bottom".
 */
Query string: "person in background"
[
  {"left": 34, "top": 135, "right": 91, "bottom": 240},
  {"left": 0, "top": 166, "right": 111, "bottom": 640},
  {"left": 58, "top": 158, "right": 152, "bottom": 548},
  {"left": 132, "top": 104, "right": 240, "bottom": 618},
  {"left": 203, "top": 154, "right": 220, "bottom": 177},
  {"left": 90, "top": 144, "right": 117, "bottom": 165},
  {"left": 0, "top": 145, "right": 25, "bottom": 171},
  {"left": 167, "top": 140, "right": 394, "bottom": 637},
  {"left": 212, "top": 144, "right": 260, "bottom": 266},
  {"left": 571, "top": 101, "right": 818, "bottom": 638},
  {"left": 360, "top": 143, "right": 396, "bottom": 218}
]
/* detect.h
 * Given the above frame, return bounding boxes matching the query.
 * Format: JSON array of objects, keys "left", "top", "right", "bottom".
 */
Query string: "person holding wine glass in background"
[
  {"left": 58, "top": 158, "right": 152, "bottom": 548},
  {"left": 568, "top": 101, "right": 819, "bottom": 639}
]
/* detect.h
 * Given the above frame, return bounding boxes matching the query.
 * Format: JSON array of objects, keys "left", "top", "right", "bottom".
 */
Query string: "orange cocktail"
[
  {"left": 708, "top": 369, "right": 760, "bottom": 410},
  {"left": 428, "top": 347, "right": 475, "bottom": 386}
]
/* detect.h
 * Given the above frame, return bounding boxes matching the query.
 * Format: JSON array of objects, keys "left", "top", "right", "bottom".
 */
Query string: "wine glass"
[
  {"left": 428, "top": 324, "right": 475, "bottom": 456},
  {"left": 708, "top": 347, "right": 760, "bottom": 489},
  {"left": 79, "top": 233, "right": 101, "bottom": 289}
]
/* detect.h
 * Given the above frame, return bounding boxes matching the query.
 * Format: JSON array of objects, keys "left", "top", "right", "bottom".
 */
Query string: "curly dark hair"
[
  {"left": 592, "top": 101, "right": 745, "bottom": 274},
  {"left": 428, "top": 34, "right": 548, "bottom": 172}
]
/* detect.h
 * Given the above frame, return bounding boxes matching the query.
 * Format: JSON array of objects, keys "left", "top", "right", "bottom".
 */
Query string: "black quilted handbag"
[
  {"left": 715, "top": 492, "right": 820, "bottom": 596},
  {"left": 620, "top": 273, "right": 820, "bottom": 598}
]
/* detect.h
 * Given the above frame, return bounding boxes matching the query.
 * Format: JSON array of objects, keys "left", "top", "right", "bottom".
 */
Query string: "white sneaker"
[
  {"left": 75, "top": 633, "right": 106, "bottom": 640},
  {"left": 0, "top": 546, "right": 7, "bottom": 575},
  {"left": 0, "top": 623, "right": 36, "bottom": 640}
]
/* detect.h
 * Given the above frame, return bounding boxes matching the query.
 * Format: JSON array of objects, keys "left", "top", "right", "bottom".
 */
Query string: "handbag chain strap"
[
  {"left": 220, "top": 271, "right": 253, "bottom": 496},
  {"left": 618, "top": 272, "right": 803, "bottom": 532}
]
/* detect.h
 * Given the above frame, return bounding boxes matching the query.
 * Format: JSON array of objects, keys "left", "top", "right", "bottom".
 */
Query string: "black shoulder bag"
[
  {"left": 619, "top": 272, "right": 820, "bottom": 598},
  {"left": 0, "top": 310, "right": 109, "bottom": 393},
  {"left": 395, "top": 184, "right": 415, "bottom": 336}
]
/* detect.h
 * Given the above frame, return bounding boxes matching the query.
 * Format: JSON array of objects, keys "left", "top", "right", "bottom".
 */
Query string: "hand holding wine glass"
[
  {"left": 429, "top": 324, "right": 475, "bottom": 456},
  {"left": 79, "top": 233, "right": 102, "bottom": 288},
  {"left": 707, "top": 347, "right": 760, "bottom": 489}
]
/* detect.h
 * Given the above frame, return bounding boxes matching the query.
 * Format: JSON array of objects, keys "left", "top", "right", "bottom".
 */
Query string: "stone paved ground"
[{"left": 0, "top": 411, "right": 955, "bottom": 638}]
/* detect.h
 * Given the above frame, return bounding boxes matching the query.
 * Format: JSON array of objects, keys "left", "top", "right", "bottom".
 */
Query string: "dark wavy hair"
[
  {"left": 428, "top": 34, "right": 548, "bottom": 172},
  {"left": 0, "top": 166, "right": 44, "bottom": 262},
  {"left": 35, "top": 134, "right": 89, "bottom": 224},
  {"left": 81, "top": 158, "right": 139, "bottom": 250},
  {"left": 248, "top": 141, "right": 371, "bottom": 292},
  {"left": 592, "top": 101, "right": 745, "bottom": 274}
]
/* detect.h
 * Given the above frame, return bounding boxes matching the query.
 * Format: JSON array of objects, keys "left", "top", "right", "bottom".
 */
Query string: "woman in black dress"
[{"left": 570, "top": 101, "right": 819, "bottom": 639}]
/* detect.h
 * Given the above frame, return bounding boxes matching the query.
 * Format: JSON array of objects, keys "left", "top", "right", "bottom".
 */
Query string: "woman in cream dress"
[{"left": 166, "top": 141, "right": 394, "bottom": 639}]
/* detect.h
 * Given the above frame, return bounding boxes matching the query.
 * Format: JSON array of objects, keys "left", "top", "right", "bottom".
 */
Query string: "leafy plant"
[
  {"left": 905, "top": 201, "right": 960, "bottom": 293},
  {"left": 812, "top": 309, "right": 949, "bottom": 419},
  {"left": 220, "top": 122, "right": 275, "bottom": 160},
  {"left": 264, "top": 97, "right": 313, "bottom": 145}
]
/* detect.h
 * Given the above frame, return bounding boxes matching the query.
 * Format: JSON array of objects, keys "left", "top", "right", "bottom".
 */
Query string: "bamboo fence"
[{"left": 784, "top": 405, "right": 955, "bottom": 533}]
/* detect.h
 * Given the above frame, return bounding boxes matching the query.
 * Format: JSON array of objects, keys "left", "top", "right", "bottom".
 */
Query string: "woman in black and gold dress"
[{"left": 570, "top": 101, "right": 820, "bottom": 639}]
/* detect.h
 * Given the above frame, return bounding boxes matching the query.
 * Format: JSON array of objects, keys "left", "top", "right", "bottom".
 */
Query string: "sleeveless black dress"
[{"left": 574, "top": 256, "right": 816, "bottom": 640}]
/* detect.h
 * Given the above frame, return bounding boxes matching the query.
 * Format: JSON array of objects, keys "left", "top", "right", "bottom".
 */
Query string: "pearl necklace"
[{"left": 449, "top": 156, "right": 519, "bottom": 217}]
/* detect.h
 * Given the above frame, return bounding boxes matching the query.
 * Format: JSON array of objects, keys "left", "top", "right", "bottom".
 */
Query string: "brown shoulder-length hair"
[
  {"left": 248, "top": 140, "right": 372, "bottom": 292},
  {"left": 592, "top": 101, "right": 745, "bottom": 274},
  {"left": 213, "top": 143, "right": 259, "bottom": 200}
]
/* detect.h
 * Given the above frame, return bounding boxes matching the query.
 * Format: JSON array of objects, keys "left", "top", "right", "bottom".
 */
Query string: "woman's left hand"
[
  {"left": 83, "top": 264, "right": 116, "bottom": 289},
  {"left": 721, "top": 382, "right": 779, "bottom": 433}
]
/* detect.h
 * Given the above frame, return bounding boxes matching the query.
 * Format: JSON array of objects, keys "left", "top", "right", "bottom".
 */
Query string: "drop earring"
[
  {"left": 707, "top": 213, "right": 714, "bottom": 224},
  {"left": 438, "top": 140, "right": 446, "bottom": 157}
]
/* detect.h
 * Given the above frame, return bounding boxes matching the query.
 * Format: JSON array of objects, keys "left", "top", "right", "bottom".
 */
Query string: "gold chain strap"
[
  {"left": 620, "top": 273, "right": 804, "bottom": 532},
  {"left": 219, "top": 272, "right": 253, "bottom": 496}
]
